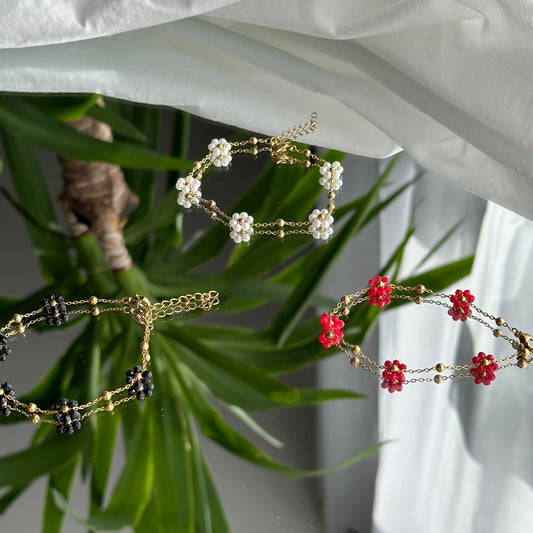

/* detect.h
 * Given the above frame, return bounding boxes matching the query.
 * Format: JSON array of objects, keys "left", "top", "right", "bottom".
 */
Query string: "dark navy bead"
[
  {"left": 42, "top": 294, "right": 68, "bottom": 326},
  {"left": 53, "top": 397, "right": 82, "bottom": 435},
  {"left": 0, "top": 382, "right": 15, "bottom": 416},
  {"left": 125, "top": 366, "right": 154, "bottom": 401},
  {"left": 0, "top": 334, "right": 11, "bottom": 362}
]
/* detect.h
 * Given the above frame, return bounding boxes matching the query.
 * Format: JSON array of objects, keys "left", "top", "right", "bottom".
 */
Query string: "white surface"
[
  {"left": 0, "top": 1, "right": 532, "bottom": 218},
  {"left": 373, "top": 160, "right": 533, "bottom": 532}
]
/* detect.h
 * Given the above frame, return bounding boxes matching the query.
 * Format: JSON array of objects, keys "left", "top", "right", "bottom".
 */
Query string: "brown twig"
[{"left": 58, "top": 100, "right": 138, "bottom": 271}]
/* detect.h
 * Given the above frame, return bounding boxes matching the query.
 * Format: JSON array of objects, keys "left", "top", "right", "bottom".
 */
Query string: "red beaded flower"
[
  {"left": 368, "top": 276, "right": 392, "bottom": 307},
  {"left": 448, "top": 289, "right": 474, "bottom": 322},
  {"left": 470, "top": 352, "right": 498, "bottom": 385},
  {"left": 381, "top": 359, "right": 407, "bottom": 393},
  {"left": 318, "top": 313, "right": 345, "bottom": 349}
]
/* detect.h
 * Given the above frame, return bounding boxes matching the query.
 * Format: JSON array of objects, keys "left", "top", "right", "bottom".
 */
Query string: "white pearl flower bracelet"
[{"left": 175, "top": 113, "right": 344, "bottom": 244}]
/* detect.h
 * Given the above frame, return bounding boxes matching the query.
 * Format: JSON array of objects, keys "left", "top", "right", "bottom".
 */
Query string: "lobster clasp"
[
  {"left": 515, "top": 331, "right": 533, "bottom": 368},
  {"left": 271, "top": 139, "right": 291, "bottom": 164},
  {"left": 123, "top": 295, "right": 152, "bottom": 326}
]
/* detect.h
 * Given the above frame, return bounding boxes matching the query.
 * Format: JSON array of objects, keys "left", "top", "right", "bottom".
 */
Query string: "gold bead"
[
  {"left": 105, "top": 402, "right": 114, "bottom": 412},
  {"left": 89, "top": 296, "right": 98, "bottom": 305},
  {"left": 250, "top": 136, "right": 258, "bottom": 145},
  {"left": 135, "top": 372, "right": 143, "bottom": 381},
  {"left": 102, "top": 391, "right": 112, "bottom": 401},
  {"left": 92, "top": 307, "right": 100, "bottom": 316},
  {"left": 31, "top": 414, "right": 40, "bottom": 424},
  {"left": 341, "top": 295, "right": 350, "bottom": 304},
  {"left": 17, "top": 325, "right": 25, "bottom": 334},
  {"left": 350, "top": 356, "right": 360, "bottom": 366},
  {"left": 342, "top": 308, "right": 350, "bottom": 316},
  {"left": 303, "top": 149, "right": 311, "bottom": 158},
  {"left": 376, "top": 281, "right": 384, "bottom": 288},
  {"left": 61, "top": 405, "right": 69, "bottom": 413},
  {"left": 278, "top": 230, "right": 285, "bottom": 239},
  {"left": 482, "top": 358, "right": 491, "bottom": 366},
  {"left": 414, "top": 296, "right": 423, "bottom": 305},
  {"left": 144, "top": 353, "right": 151, "bottom": 362},
  {"left": 493, "top": 329, "right": 502, "bottom": 338},
  {"left": 434, "top": 375, "right": 443, "bottom": 384},
  {"left": 351, "top": 345, "right": 361, "bottom": 355},
  {"left": 193, "top": 161, "right": 202, "bottom": 170},
  {"left": 276, "top": 219, "right": 285, "bottom": 228},
  {"left": 518, "top": 359, "right": 527, "bottom": 369},
  {"left": 303, "top": 160, "right": 311, "bottom": 169},
  {"left": 251, "top": 147, "right": 258, "bottom": 156},
  {"left": 0, "top": 389, "right": 3, "bottom": 396},
  {"left": 435, "top": 363, "right": 445, "bottom": 373},
  {"left": 208, "top": 200, "right": 217, "bottom": 209},
  {"left": 210, "top": 212, "right": 217, "bottom": 220},
  {"left": 496, "top": 317, "right": 505, "bottom": 326},
  {"left": 50, "top": 299, "right": 57, "bottom": 307},
  {"left": 416, "top": 285, "right": 426, "bottom": 294},
  {"left": 141, "top": 342, "right": 149, "bottom": 351},
  {"left": 390, "top": 365, "right": 399, "bottom": 373},
  {"left": 13, "top": 314, "right": 22, "bottom": 323},
  {"left": 28, "top": 403, "right": 37, "bottom": 413},
  {"left": 328, "top": 191, "right": 335, "bottom": 200}
]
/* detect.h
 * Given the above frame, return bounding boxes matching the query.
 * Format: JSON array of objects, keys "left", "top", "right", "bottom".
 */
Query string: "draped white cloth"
[
  {"left": 1, "top": 1, "right": 532, "bottom": 218},
  {"left": 376, "top": 161, "right": 533, "bottom": 533},
  {"left": 2, "top": 2, "right": 533, "bottom": 531}
]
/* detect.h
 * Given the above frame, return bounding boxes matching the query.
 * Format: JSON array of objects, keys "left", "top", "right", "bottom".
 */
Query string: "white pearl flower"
[
  {"left": 208, "top": 138, "right": 232, "bottom": 168},
  {"left": 319, "top": 161, "right": 343, "bottom": 191},
  {"left": 229, "top": 212, "right": 254, "bottom": 244},
  {"left": 308, "top": 208, "right": 334, "bottom": 240},
  {"left": 175, "top": 176, "right": 202, "bottom": 208}
]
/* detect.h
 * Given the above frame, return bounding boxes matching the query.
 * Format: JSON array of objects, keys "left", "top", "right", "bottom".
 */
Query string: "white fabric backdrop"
[
  {"left": 375, "top": 161, "right": 533, "bottom": 533},
  {"left": 2, "top": 2, "right": 533, "bottom": 531},
  {"left": 0, "top": 1, "right": 532, "bottom": 218}
]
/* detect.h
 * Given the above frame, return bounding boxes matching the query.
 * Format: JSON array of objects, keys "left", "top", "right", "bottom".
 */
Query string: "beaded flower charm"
[
  {"left": 308, "top": 209, "right": 334, "bottom": 241},
  {"left": 448, "top": 289, "right": 474, "bottom": 322},
  {"left": 470, "top": 352, "right": 498, "bottom": 385},
  {"left": 53, "top": 399, "right": 82, "bottom": 435},
  {"left": 208, "top": 138, "right": 232, "bottom": 168},
  {"left": 368, "top": 276, "right": 392, "bottom": 307},
  {"left": 319, "top": 161, "right": 344, "bottom": 191},
  {"left": 176, "top": 176, "right": 202, "bottom": 208},
  {"left": 0, "top": 333, "right": 11, "bottom": 362},
  {"left": 318, "top": 313, "right": 345, "bottom": 348},
  {"left": 381, "top": 360, "right": 407, "bottom": 393},
  {"left": 126, "top": 366, "right": 154, "bottom": 400},
  {"left": 229, "top": 212, "right": 254, "bottom": 244},
  {"left": 0, "top": 382, "right": 15, "bottom": 416}
]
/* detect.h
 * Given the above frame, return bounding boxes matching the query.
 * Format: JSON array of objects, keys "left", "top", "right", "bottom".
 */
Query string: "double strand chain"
[{"left": 319, "top": 277, "right": 532, "bottom": 392}]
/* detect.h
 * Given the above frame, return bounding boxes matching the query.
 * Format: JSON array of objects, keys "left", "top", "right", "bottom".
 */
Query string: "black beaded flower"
[
  {"left": 0, "top": 382, "right": 15, "bottom": 416},
  {"left": 42, "top": 295, "right": 68, "bottom": 326},
  {"left": 126, "top": 366, "right": 154, "bottom": 401},
  {"left": 53, "top": 398, "right": 81, "bottom": 435},
  {"left": 0, "top": 333, "right": 11, "bottom": 362}
]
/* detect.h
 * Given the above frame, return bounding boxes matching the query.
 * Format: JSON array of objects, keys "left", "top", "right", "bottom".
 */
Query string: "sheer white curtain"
[
  {"left": 1, "top": 1, "right": 532, "bottom": 217},
  {"left": 374, "top": 163, "right": 533, "bottom": 533},
  {"left": 1, "top": 2, "right": 533, "bottom": 531}
]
